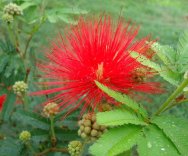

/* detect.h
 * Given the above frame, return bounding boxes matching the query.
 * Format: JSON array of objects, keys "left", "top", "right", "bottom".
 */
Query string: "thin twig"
[{"left": 35, "top": 147, "right": 68, "bottom": 156}]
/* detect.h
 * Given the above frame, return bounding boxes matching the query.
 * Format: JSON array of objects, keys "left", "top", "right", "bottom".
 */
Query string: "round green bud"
[
  {"left": 2, "top": 13, "right": 13, "bottom": 23},
  {"left": 80, "top": 125, "right": 84, "bottom": 131},
  {"left": 68, "top": 140, "right": 82, "bottom": 156},
  {"left": 84, "top": 126, "right": 91, "bottom": 134},
  {"left": 78, "top": 129, "right": 81, "bottom": 136},
  {"left": 91, "top": 115, "right": 96, "bottom": 122},
  {"left": 19, "top": 130, "right": 31, "bottom": 142},
  {"left": 78, "top": 120, "right": 82, "bottom": 126},
  {"left": 91, "top": 129, "right": 98, "bottom": 137},
  {"left": 3, "top": 3, "right": 23, "bottom": 16},
  {"left": 90, "top": 137, "right": 97, "bottom": 141},
  {"left": 83, "top": 120, "right": 91, "bottom": 126},
  {"left": 43, "top": 102, "right": 59, "bottom": 117},
  {"left": 92, "top": 122, "right": 100, "bottom": 130},
  {"left": 13, "top": 81, "right": 28, "bottom": 96},
  {"left": 100, "top": 125, "right": 106, "bottom": 131},
  {"left": 81, "top": 133, "right": 87, "bottom": 139}
]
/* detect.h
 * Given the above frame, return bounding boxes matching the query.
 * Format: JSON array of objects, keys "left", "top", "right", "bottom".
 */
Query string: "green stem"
[
  {"left": 155, "top": 78, "right": 188, "bottom": 115},
  {"left": 163, "top": 98, "right": 188, "bottom": 112},
  {"left": 7, "top": 24, "right": 17, "bottom": 49},
  {"left": 26, "top": 142, "right": 36, "bottom": 155},
  {"left": 35, "top": 147, "right": 68, "bottom": 156},
  {"left": 50, "top": 115, "right": 56, "bottom": 147},
  {"left": 23, "top": 16, "right": 46, "bottom": 58}
]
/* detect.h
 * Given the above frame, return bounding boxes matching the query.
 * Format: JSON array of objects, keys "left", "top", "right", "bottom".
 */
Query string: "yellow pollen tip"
[{"left": 96, "top": 62, "right": 104, "bottom": 80}]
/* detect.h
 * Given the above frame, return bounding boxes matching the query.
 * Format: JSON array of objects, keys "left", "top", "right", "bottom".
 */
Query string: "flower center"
[{"left": 96, "top": 62, "right": 104, "bottom": 80}]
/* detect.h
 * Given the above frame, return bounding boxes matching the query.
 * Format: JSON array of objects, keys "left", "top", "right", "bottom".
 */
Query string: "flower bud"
[
  {"left": 43, "top": 102, "right": 59, "bottom": 117},
  {"left": 3, "top": 3, "right": 23, "bottom": 16},
  {"left": 13, "top": 81, "right": 28, "bottom": 96},
  {"left": 101, "top": 103, "right": 112, "bottom": 111},
  {"left": 78, "top": 113, "right": 107, "bottom": 142},
  {"left": 2, "top": 13, "right": 13, "bottom": 23},
  {"left": 19, "top": 130, "right": 31, "bottom": 142},
  {"left": 68, "top": 140, "right": 82, "bottom": 156}
]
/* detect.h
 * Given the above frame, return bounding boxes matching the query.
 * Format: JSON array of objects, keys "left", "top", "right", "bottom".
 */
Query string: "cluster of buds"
[
  {"left": 2, "top": 3, "right": 23, "bottom": 23},
  {"left": 2, "top": 13, "right": 13, "bottom": 23},
  {"left": 68, "top": 140, "right": 83, "bottom": 156},
  {"left": 43, "top": 102, "right": 59, "bottom": 117},
  {"left": 13, "top": 81, "right": 28, "bottom": 96},
  {"left": 78, "top": 113, "right": 107, "bottom": 142},
  {"left": 19, "top": 130, "right": 31, "bottom": 143}
]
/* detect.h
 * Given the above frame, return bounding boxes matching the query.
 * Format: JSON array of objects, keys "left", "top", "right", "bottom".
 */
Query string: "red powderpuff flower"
[
  {"left": 0, "top": 94, "right": 6, "bottom": 111},
  {"left": 32, "top": 16, "right": 162, "bottom": 115}
]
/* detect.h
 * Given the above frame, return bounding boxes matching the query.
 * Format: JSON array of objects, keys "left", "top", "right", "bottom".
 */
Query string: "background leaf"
[
  {"left": 11, "top": 110, "right": 50, "bottom": 130},
  {"left": 2, "top": 92, "right": 16, "bottom": 121}
]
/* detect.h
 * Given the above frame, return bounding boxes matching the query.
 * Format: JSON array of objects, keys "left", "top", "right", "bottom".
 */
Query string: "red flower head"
[
  {"left": 0, "top": 94, "right": 6, "bottom": 111},
  {"left": 33, "top": 16, "right": 162, "bottom": 116}
]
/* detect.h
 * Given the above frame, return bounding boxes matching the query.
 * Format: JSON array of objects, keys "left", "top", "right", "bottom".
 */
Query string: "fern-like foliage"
[
  {"left": 95, "top": 81, "right": 148, "bottom": 117},
  {"left": 97, "top": 109, "right": 147, "bottom": 126},
  {"left": 130, "top": 32, "right": 188, "bottom": 86},
  {"left": 0, "top": 39, "right": 25, "bottom": 86}
]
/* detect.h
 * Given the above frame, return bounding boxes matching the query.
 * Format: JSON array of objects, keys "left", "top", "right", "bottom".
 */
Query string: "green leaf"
[
  {"left": 176, "top": 31, "right": 188, "bottom": 73},
  {"left": 97, "top": 108, "right": 147, "bottom": 126},
  {"left": 177, "top": 31, "right": 188, "bottom": 58},
  {"left": 0, "top": 138, "right": 22, "bottom": 156},
  {"left": 130, "top": 51, "right": 180, "bottom": 86},
  {"left": 152, "top": 115, "right": 188, "bottom": 156},
  {"left": 151, "top": 43, "right": 177, "bottom": 68},
  {"left": 137, "top": 125, "right": 180, "bottom": 156},
  {"left": 95, "top": 81, "right": 147, "bottom": 117},
  {"left": 2, "top": 92, "right": 16, "bottom": 121},
  {"left": 58, "top": 14, "right": 77, "bottom": 25},
  {"left": 55, "top": 127, "right": 79, "bottom": 141},
  {"left": 151, "top": 42, "right": 171, "bottom": 66},
  {"left": 31, "top": 129, "right": 49, "bottom": 143},
  {"left": 20, "top": 2, "right": 36, "bottom": 10},
  {"left": 47, "top": 13, "right": 58, "bottom": 23},
  {"left": 89, "top": 125, "right": 142, "bottom": 156},
  {"left": 0, "top": 55, "right": 9, "bottom": 73},
  {"left": 130, "top": 51, "right": 162, "bottom": 71},
  {"left": 159, "top": 68, "right": 180, "bottom": 86},
  {"left": 12, "top": 110, "right": 50, "bottom": 130}
]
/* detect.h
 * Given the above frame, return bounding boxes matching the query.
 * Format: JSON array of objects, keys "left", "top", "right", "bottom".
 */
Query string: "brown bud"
[
  {"left": 84, "top": 127, "right": 91, "bottom": 134},
  {"left": 91, "top": 115, "right": 96, "bottom": 122},
  {"left": 100, "top": 125, "right": 106, "bottom": 131},
  {"left": 80, "top": 125, "right": 84, "bottom": 131},
  {"left": 90, "top": 137, "right": 97, "bottom": 141},
  {"left": 91, "top": 129, "right": 98, "bottom": 137},
  {"left": 81, "top": 133, "right": 87, "bottom": 139},
  {"left": 92, "top": 122, "right": 100, "bottom": 130},
  {"left": 83, "top": 120, "right": 91, "bottom": 126}
]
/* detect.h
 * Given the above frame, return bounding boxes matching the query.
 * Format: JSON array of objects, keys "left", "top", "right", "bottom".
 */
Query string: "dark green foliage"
[{"left": 0, "top": 39, "right": 25, "bottom": 86}]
